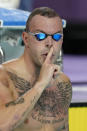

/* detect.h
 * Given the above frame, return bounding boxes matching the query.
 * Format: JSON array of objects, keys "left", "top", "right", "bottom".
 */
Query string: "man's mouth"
[
  {"left": 43, "top": 53, "right": 48, "bottom": 56},
  {"left": 42, "top": 52, "right": 55, "bottom": 59},
  {"left": 42, "top": 53, "right": 48, "bottom": 60}
]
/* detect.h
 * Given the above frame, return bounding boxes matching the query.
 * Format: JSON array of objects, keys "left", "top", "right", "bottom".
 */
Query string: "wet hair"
[{"left": 25, "top": 7, "right": 60, "bottom": 32}]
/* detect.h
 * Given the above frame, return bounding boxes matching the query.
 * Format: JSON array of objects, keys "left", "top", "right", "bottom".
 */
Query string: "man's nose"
[{"left": 45, "top": 36, "right": 53, "bottom": 48}]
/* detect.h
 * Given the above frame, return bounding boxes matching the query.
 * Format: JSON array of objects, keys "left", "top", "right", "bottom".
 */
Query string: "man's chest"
[
  {"left": 7, "top": 71, "right": 72, "bottom": 116},
  {"left": 7, "top": 71, "right": 71, "bottom": 131},
  {"left": 22, "top": 87, "right": 67, "bottom": 131},
  {"left": 30, "top": 85, "right": 69, "bottom": 125}
]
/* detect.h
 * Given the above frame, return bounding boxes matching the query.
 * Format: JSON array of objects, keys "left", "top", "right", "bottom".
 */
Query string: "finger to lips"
[{"left": 44, "top": 47, "right": 54, "bottom": 64}]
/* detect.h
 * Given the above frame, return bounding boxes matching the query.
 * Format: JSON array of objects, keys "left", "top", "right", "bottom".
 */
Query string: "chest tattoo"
[
  {"left": 7, "top": 71, "right": 72, "bottom": 125},
  {"left": 31, "top": 80, "right": 72, "bottom": 124},
  {"left": 7, "top": 71, "right": 31, "bottom": 96}
]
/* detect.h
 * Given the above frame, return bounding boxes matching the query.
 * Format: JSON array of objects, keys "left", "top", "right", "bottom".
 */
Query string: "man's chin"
[
  {"left": 35, "top": 60, "right": 43, "bottom": 67},
  {"left": 36, "top": 58, "right": 56, "bottom": 67}
]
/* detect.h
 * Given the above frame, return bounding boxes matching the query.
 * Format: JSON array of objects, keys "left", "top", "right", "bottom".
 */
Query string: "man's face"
[{"left": 26, "top": 15, "right": 63, "bottom": 66}]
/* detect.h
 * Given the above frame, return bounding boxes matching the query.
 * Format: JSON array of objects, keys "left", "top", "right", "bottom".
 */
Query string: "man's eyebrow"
[
  {"left": 34, "top": 29, "right": 47, "bottom": 33},
  {"left": 34, "top": 29, "right": 63, "bottom": 34},
  {"left": 55, "top": 31, "right": 63, "bottom": 34}
]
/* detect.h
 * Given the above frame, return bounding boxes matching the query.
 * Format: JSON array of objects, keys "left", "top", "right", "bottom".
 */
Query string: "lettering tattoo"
[
  {"left": 31, "top": 80, "right": 72, "bottom": 124},
  {"left": 5, "top": 97, "right": 24, "bottom": 107},
  {"left": 7, "top": 71, "right": 31, "bottom": 96}
]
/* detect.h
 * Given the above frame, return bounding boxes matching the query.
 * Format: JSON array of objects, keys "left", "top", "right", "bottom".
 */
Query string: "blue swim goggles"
[{"left": 28, "top": 32, "right": 63, "bottom": 41}]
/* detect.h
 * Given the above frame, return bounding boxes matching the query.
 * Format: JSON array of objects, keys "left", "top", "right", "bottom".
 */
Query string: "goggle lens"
[
  {"left": 35, "top": 33, "right": 46, "bottom": 41},
  {"left": 52, "top": 33, "right": 62, "bottom": 41}
]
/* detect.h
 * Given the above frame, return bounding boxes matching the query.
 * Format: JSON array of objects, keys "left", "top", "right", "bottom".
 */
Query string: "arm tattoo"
[
  {"left": 56, "top": 80, "right": 72, "bottom": 111},
  {"left": 5, "top": 97, "right": 24, "bottom": 107},
  {"left": 30, "top": 92, "right": 40, "bottom": 104},
  {"left": 9, "top": 92, "right": 40, "bottom": 130}
]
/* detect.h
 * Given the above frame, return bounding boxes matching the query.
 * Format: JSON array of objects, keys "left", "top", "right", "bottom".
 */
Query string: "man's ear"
[{"left": 22, "top": 32, "right": 29, "bottom": 48}]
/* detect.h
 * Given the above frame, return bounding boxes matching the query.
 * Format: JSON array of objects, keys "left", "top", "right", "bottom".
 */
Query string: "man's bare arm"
[{"left": 0, "top": 80, "right": 45, "bottom": 131}]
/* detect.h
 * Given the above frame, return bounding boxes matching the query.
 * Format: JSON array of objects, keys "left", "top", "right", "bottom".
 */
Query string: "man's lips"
[
  {"left": 42, "top": 53, "right": 48, "bottom": 56},
  {"left": 42, "top": 52, "right": 54, "bottom": 58}
]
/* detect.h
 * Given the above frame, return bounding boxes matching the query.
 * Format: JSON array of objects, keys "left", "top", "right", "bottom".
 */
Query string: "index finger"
[{"left": 44, "top": 47, "right": 53, "bottom": 64}]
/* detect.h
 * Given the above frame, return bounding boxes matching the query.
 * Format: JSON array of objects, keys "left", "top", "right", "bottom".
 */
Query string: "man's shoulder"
[
  {"left": 0, "top": 58, "right": 19, "bottom": 83},
  {"left": 0, "top": 64, "right": 8, "bottom": 78},
  {"left": 2, "top": 58, "right": 19, "bottom": 68},
  {"left": 0, "top": 65, "right": 18, "bottom": 104},
  {"left": 55, "top": 72, "right": 72, "bottom": 95},
  {"left": 0, "top": 58, "right": 21, "bottom": 76},
  {"left": 56, "top": 71, "right": 71, "bottom": 84},
  {"left": 0, "top": 64, "right": 12, "bottom": 87}
]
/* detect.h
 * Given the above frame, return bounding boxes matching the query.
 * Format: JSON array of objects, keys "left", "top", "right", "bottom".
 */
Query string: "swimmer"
[{"left": 0, "top": 7, "right": 72, "bottom": 131}]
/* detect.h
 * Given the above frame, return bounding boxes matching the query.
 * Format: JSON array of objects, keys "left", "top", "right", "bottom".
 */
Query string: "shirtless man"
[{"left": 0, "top": 7, "right": 72, "bottom": 131}]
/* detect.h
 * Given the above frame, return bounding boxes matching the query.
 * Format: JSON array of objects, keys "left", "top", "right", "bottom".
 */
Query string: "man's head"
[{"left": 22, "top": 7, "right": 63, "bottom": 66}]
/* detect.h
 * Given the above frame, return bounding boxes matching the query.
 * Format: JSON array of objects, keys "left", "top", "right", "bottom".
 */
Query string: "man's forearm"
[{"left": 0, "top": 81, "right": 45, "bottom": 131}]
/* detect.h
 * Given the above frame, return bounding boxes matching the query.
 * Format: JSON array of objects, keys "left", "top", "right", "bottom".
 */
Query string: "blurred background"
[{"left": 0, "top": 0, "right": 87, "bottom": 131}]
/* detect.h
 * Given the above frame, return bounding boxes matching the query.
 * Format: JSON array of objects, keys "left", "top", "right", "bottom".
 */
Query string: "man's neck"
[{"left": 23, "top": 49, "right": 40, "bottom": 81}]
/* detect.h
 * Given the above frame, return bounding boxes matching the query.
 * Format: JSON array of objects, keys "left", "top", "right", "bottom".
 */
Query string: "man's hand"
[{"left": 38, "top": 47, "right": 60, "bottom": 87}]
